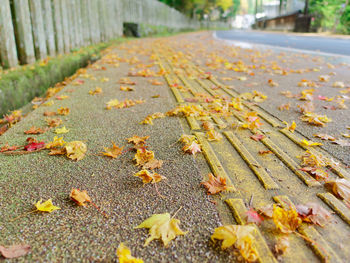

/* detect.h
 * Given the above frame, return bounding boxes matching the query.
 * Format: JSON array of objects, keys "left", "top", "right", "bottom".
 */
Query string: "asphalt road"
[{"left": 216, "top": 30, "right": 350, "bottom": 56}]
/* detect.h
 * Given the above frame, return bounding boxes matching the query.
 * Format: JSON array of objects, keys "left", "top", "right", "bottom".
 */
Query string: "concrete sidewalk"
[{"left": 1, "top": 32, "right": 350, "bottom": 262}]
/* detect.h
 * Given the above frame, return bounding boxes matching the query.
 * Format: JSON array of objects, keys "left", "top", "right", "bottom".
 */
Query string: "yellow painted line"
[
  {"left": 195, "top": 132, "right": 235, "bottom": 190},
  {"left": 177, "top": 74, "right": 197, "bottom": 96},
  {"left": 273, "top": 195, "right": 342, "bottom": 263},
  {"left": 224, "top": 131, "right": 279, "bottom": 190},
  {"left": 211, "top": 116, "right": 227, "bottom": 129},
  {"left": 251, "top": 225, "right": 279, "bottom": 263},
  {"left": 170, "top": 86, "right": 184, "bottom": 103},
  {"left": 225, "top": 198, "right": 247, "bottom": 225},
  {"left": 298, "top": 225, "right": 342, "bottom": 263},
  {"left": 273, "top": 195, "right": 296, "bottom": 209},
  {"left": 280, "top": 129, "right": 350, "bottom": 179},
  {"left": 185, "top": 116, "right": 201, "bottom": 130},
  {"left": 225, "top": 199, "right": 278, "bottom": 263},
  {"left": 261, "top": 138, "right": 320, "bottom": 187},
  {"left": 318, "top": 193, "right": 350, "bottom": 225}
]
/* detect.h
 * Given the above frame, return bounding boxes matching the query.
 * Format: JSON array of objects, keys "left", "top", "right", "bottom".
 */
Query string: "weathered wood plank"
[
  {"left": 41, "top": 0, "right": 56, "bottom": 56},
  {"left": 60, "top": 0, "right": 71, "bottom": 52},
  {"left": 12, "top": 0, "right": 36, "bottom": 64},
  {"left": 52, "top": 0, "right": 64, "bottom": 54},
  {"left": 29, "top": 0, "right": 47, "bottom": 60},
  {"left": 0, "top": 0, "right": 18, "bottom": 68}
]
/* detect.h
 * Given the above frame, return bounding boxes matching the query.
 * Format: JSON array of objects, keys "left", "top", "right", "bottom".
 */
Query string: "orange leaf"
[
  {"left": 24, "top": 126, "right": 46, "bottom": 135},
  {"left": 134, "top": 170, "right": 166, "bottom": 184},
  {"left": 101, "top": 143, "right": 124, "bottom": 158},
  {"left": 134, "top": 148, "right": 154, "bottom": 166},
  {"left": 127, "top": 135, "right": 149, "bottom": 146},
  {"left": 201, "top": 173, "right": 227, "bottom": 195},
  {"left": 70, "top": 188, "right": 91, "bottom": 206}
]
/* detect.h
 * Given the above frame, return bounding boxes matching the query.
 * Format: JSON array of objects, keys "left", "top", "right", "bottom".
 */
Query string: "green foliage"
[
  {"left": 309, "top": 0, "right": 350, "bottom": 33},
  {"left": 0, "top": 42, "right": 110, "bottom": 116}
]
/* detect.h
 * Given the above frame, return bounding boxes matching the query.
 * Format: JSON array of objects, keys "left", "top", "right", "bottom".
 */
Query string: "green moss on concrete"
[{"left": 0, "top": 40, "right": 121, "bottom": 116}]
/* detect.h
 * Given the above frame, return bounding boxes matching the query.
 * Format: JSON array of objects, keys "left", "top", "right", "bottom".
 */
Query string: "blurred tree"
[
  {"left": 158, "top": 0, "right": 239, "bottom": 20},
  {"left": 309, "top": 0, "right": 350, "bottom": 33}
]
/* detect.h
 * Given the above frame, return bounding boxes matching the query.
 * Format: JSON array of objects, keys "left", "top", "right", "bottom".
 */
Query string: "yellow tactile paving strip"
[{"left": 156, "top": 48, "right": 350, "bottom": 262}]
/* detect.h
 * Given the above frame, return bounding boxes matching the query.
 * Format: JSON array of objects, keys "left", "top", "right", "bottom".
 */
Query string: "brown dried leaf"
[
  {"left": 325, "top": 179, "right": 350, "bottom": 202},
  {"left": 0, "top": 244, "right": 31, "bottom": 259},
  {"left": 201, "top": 173, "right": 227, "bottom": 195}
]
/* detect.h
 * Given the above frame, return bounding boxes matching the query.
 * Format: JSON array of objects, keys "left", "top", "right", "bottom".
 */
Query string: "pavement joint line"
[
  {"left": 177, "top": 74, "right": 197, "bottom": 96},
  {"left": 194, "top": 132, "right": 236, "bottom": 191},
  {"left": 225, "top": 198, "right": 247, "bottom": 225},
  {"left": 273, "top": 195, "right": 342, "bottom": 263},
  {"left": 225, "top": 198, "right": 278, "bottom": 263},
  {"left": 261, "top": 138, "right": 321, "bottom": 187},
  {"left": 318, "top": 193, "right": 350, "bottom": 226},
  {"left": 185, "top": 116, "right": 201, "bottom": 131},
  {"left": 223, "top": 131, "right": 280, "bottom": 190}
]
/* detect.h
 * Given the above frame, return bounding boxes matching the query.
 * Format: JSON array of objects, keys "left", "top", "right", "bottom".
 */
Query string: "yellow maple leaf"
[
  {"left": 206, "top": 129, "right": 223, "bottom": 141},
  {"left": 101, "top": 142, "right": 124, "bottom": 158},
  {"left": 100, "top": 77, "right": 109, "bottom": 82},
  {"left": 55, "top": 126, "right": 69, "bottom": 134},
  {"left": 57, "top": 107, "right": 70, "bottom": 116},
  {"left": 135, "top": 213, "right": 187, "bottom": 246},
  {"left": 179, "top": 134, "right": 196, "bottom": 145},
  {"left": 289, "top": 121, "right": 296, "bottom": 132},
  {"left": 134, "top": 170, "right": 166, "bottom": 184},
  {"left": 65, "top": 141, "right": 87, "bottom": 161},
  {"left": 35, "top": 199, "right": 60, "bottom": 213},
  {"left": 134, "top": 148, "right": 154, "bottom": 166},
  {"left": 106, "top": 99, "right": 120, "bottom": 110},
  {"left": 272, "top": 205, "right": 302, "bottom": 234},
  {"left": 300, "top": 139, "right": 322, "bottom": 147},
  {"left": 46, "top": 136, "right": 66, "bottom": 149},
  {"left": 120, "top": 86, "right": 134, "bottom": 91},
  {"left": 43, "top": 100, "right": 54, "bottom": 106},
  {"left": 211, "top": 225, "right": 258, "bottom": 262},
  {"left": 117, "top": 243, "right": 144, "bottom": 263},
  {"left": 127, "top": 135, "right": 149, "bottom": 146},
  {"left": 89, "top": 87, "right": 102, "bottom": 95}
]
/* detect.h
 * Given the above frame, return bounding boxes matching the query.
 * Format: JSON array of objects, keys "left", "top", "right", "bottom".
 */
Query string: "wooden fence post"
[
  {"left": 75, "top": 0, "right": 84, "bottom": 47},
  {"left": 0, "top": 0, "right": 18, "bottom": 68},
  {"left": 29, "top": 0, "right": 47, "bottom": 60},
  {"left": 80, "top": 0, "right": 91, "bottom": 45},
  {"left": 41, "top": 0, "right": 56, "bottom": 56},
  {"left": 60, "top": 0, "right": 71, "bottom": 52},
  {"left": 52, "top": 0, "right": 64, "bottom": 54},
  {"left": 67, "top": 0, "right": 76, "bottom": 49},
  {"left": 12, "top": 0, "right": 36, "bottom": 64},
  {"left": 87, "top": 0, "right": 100, "bottom": 44}
]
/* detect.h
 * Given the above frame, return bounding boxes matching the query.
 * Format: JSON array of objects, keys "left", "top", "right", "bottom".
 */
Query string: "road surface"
[{"left": 216, "top": 30, "right": 350, "bottom": 56}]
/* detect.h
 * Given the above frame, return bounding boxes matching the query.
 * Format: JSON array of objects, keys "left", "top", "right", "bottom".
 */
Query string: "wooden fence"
[{"left": 0, "top": 0, "right": 227, "bottom": 69}]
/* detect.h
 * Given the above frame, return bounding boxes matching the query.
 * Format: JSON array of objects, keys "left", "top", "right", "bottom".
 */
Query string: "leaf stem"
[
  {"left": 89, "top": 201, "right": 109, "bottom": 218},
  {"left": 172, "top": 206, "right": 183, "bottom": 219},
  {"left": 10, "top": 210, "right": 37, "bottom": 222}
]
